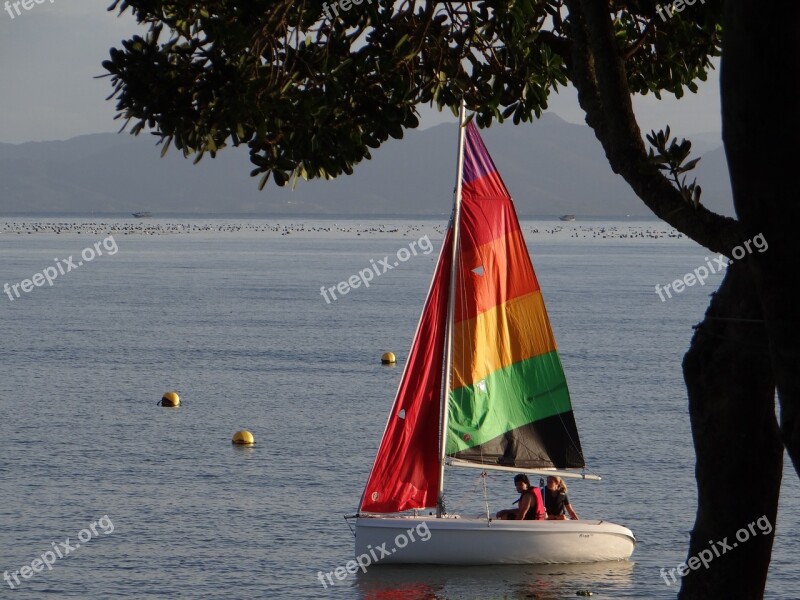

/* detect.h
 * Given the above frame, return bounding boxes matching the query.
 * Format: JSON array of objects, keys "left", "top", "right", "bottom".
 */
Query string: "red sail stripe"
[{"left": 459, "top": 121, "right": 520, "bottom": 248}]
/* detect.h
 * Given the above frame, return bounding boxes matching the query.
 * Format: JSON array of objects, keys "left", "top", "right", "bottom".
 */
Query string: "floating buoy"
[
  {"left": 381, "top": 351, "right": 396, "bottom": 365},
  {"left": 232, "top": 430, "right": 255, "bottom": 445},
  {"left": 159, "top": 391, "right": 180, "bottom": 407}
]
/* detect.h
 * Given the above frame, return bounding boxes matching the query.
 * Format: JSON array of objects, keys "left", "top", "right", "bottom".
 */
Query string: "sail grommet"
[
  {"left": 159, "top": 391, "right": 180, "bottom": 407},
  {"left": 232, "top": 430, "right": 255, "bottom": 445},
  {"left": 381, "top": 352, "right": 396, "bottom": 365}
]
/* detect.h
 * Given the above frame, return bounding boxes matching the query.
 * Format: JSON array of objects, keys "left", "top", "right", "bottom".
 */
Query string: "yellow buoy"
[
  {"left": 232, "top": 430, "right": 255, "bottom": 445},
  {"left": 160, "top": 391, "right": 180, "bottom": 407},
  {"left": 381, "top": 351, "right": 396, "bottom": 365}
]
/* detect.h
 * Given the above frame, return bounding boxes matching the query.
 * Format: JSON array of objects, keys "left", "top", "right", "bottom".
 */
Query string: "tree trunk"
[
  {"left": 721, "top": 0, "right": 800, "bottom": 477},
  {"left": 679, "top": 263, "right": 782, "bottom": 598},
  {"left": 561, "top": 2, "right": 790, "bottom": 594}
]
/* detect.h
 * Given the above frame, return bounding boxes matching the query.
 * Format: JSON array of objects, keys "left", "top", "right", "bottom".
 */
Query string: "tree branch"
[
  {"left": 623, "top": 19, "right": 655, "bottom": 61},
  {"left": 564, "top": 0, "right": 741, "bottom": 257}
]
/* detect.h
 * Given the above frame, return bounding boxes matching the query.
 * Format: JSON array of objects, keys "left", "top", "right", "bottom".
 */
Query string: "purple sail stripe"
[{"left": 462, "top": 122, "right": 499, "bottom": 184}]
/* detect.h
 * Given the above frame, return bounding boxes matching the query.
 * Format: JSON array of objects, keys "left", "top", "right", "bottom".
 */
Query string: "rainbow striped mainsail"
[
  {"left": 359, "top": 118, "right": 584, "bottom": 515},
  {"left": 446, "top": 122, "right": 584, "bottom": 468}
]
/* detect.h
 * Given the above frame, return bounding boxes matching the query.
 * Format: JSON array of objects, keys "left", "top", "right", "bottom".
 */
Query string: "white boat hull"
[{"left": 355, "top": 516, "right": 635, "bottom": 565}]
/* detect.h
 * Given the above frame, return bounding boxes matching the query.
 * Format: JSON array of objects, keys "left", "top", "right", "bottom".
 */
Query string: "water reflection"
[{"left": 355, "top": 561, "right": 635, "bottom": 600}]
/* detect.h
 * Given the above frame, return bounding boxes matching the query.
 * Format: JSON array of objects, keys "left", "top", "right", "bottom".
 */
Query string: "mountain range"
[{"left": 0, "top": 113, "right": 734, "bottom": 218}]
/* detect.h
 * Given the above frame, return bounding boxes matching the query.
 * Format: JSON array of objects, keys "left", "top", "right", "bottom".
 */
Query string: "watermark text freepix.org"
[
  {"left": 655, "top": 0, "right": 706, "bottom": 22},
  {"left": 4, "top": 515, "right": 114, "bottom": 589},
  {"left": 655, "top": 233, "right": 767, "bottom": 302},
  {"left": 320, "top": 235, "right": 434, "bottom": 304},
  {"left": 4, "top": 0, "right": 56, "bottom": 20},
  {"left": 317, "top": 521, "right": 431, "bottom": 587},
  {"left": 322, "top": 0, "right": 374, "bottom": 21},
  {"left": 4, "top": 235, "right": 118, "bottom": 302},
  {"left": 660, "top": 514, "right": 772, "bottom": 586}
]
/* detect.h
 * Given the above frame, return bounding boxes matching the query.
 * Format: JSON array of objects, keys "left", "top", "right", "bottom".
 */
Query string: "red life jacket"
[{"left": 520, "top": 487, "right": 546, "bottom": 520}]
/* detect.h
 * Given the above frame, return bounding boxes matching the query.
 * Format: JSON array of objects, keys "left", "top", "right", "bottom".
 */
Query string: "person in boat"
[
  {"left": 543, "top": 475, "right": 579, "bottom": 520},
  {"left": 495, "top": 474, "right": 546, "bottom": 520}
]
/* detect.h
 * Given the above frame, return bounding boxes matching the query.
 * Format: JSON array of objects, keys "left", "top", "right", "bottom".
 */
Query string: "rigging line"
[
  {"left": 481, "top": 469, "right": 491, "bottom": 522},
  {"left": 343, "top": 515, "right": 356, "bottom": 537},
  {"left": 447, "top": 470, "right": 490, "bottom": 517}
]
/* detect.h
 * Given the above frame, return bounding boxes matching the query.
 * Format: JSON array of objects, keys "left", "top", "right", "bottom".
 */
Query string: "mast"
[{"left": 437, "top": 99, "right": 467, "bottom": 518}]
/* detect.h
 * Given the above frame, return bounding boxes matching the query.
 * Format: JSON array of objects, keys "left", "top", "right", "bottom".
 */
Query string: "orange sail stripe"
[
  {"left": 452, "top": 291, "right": 557, "bottom": 390},
  {"left": 455, "top": 228, "right": 540, "bottom": 323}
]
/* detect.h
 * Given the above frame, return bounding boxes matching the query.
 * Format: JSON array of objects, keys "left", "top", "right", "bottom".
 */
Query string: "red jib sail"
[{"left": 359, "top": 230, "right": 452, "bottom": 513}]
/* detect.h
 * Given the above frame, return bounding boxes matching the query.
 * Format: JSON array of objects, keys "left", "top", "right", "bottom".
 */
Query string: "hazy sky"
[{"left": 0, "top": 1, "right": 722, "bottom": 145}]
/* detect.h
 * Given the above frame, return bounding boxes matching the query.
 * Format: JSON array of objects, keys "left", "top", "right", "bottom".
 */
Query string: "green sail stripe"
[{"left": 446, "top": 350, "right": 572, "bottom": 454}]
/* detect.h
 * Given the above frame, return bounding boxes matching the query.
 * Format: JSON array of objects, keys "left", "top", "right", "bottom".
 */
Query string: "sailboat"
[{"left": 353, "top": 104, "right": 635, "bottom": 565}]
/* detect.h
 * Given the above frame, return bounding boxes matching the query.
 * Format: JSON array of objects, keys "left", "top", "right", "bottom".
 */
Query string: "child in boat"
[
  {"left": 495, "top": 474, "right": 546, "bottom": 520},
  {"left": 544, "top": 476, "right": 579, "bottom": 520}
]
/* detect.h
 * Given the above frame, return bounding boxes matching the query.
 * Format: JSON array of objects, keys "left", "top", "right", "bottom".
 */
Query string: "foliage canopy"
[{"left": 104, "top": 0, "right": 721, "bottom": 188}]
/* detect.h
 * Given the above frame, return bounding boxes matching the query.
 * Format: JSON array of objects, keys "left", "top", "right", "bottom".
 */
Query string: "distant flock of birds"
[
  {"left": 0, "top": 222, "right": 441, "bottom": 237},
  {"left": 531, "top": 225, "right": 685, "bottom": 239},
  {"left": 0, "top": 221, "right": 682, "bottom": 240}
]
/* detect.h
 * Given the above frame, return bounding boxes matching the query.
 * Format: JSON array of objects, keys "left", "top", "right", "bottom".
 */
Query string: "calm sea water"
[{"left": 1, "top": 218, "right": 797, "bottom": 599}]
